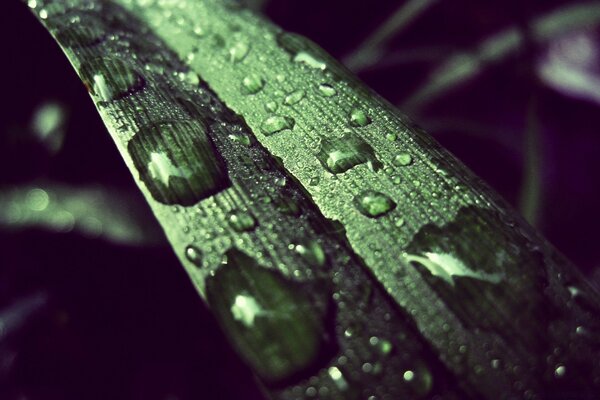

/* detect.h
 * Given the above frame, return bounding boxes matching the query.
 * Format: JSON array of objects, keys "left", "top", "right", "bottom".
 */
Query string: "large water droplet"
[
  {"left": 316, "top": 134, "right": 381, "bottom": 174},
  {"left": 227, "top": 210, "right": 257, "bottom": 232},
  {"left": 354, "top": 190, "right": 396, "bottom": 218},
  {"left": 205, "top": 249, "right": 334, "bottom": 383},
  {"left": 80, "top": 58, "right": 145, "bottom": 102},
  {"left": 241, "top": 74, "right": 265, "bottom": 95},
  {"left": 261, "top": 115, "right": 295, "bottom": 136},
  {"left": 284, "top": 89, "right": 306, "bottom": 105},
  {"left": 349, "top": 108, "right": 371, "bottom": 127},
  {"left": 128, "top": 120, "right": 230, "bottom": 205}
]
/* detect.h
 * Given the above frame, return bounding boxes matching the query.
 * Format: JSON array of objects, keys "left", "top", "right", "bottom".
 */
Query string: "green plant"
[{"left": 7, "top": 0, "right": 600, "bottom": 398}]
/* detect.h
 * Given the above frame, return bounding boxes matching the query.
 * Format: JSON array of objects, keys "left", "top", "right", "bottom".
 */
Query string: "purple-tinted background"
[{"left": 1, "top": 0, "right": 599, "bottom": 399}]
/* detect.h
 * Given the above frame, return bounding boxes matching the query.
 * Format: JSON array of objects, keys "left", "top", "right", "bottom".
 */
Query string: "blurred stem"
[
  {"left": 343, "top": 0, "right": 439, "bottom": 71},
  {"left": 402, "top": 2, "right": 600, "bottom": 112},
  {"left": 519, "top": 97, "right": 542, "bottom": 227},
  {"left": 0, "top": 182, "right": 164, "bottom": 246}
]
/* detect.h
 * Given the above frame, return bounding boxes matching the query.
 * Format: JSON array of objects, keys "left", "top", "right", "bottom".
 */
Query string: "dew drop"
[
  {"left": 318, "top": 83, "right": 337, "bottom": 97},
  {"left": 80, "top": 58, "right": 145, "bottom": 102},
  {"left": 227, "top": 210, "right": 257, "bottom": 232},
  {"left": 294, "top": 51, "right": 326, "bottom": 70},
  {"left": 349, "top": 108, "right": 371, "bottom": 127},
  {"left": 229, "top": 41, "right": 250, "bottom": 62},
  {"left": 284, "top": 89, "right": 306, "bottom": 105},
  {"left": 228, "top": 133, "right": 251, "bottom": 147},
  {"left": 385, "top": 132, "right": 397, "bottom": 141},
  {"left": 316, "top": 134, "right": 381, "bottom": 174},
  {"left": 293, "top": 240, "right": 326, "bottom": 267},
  {"left": 241, "top": 74, "right": 265, "bottom": 95},
  {"left": 261, "top": 115, "right": 295, "bottom": 136},
  {"left": 393, "top": 153, "right": 413, "bottom": 166},
  {"left": 554, "top": 364, "right": 566, "bottom": 378},
  {"left": 185, "top": 244, "right": 202, "bottom": 266},
  {"left": 128, "top": 120, "right": 230, "bottom": 205},
  {"left": 265, "top": 101, "right": 278, "bottom": 112},
  {"left": 354, "top": 190, "right": 396, "bottom": 218},
  {"left": 205, "top": 249, "right": 333, "bottom": 383}
]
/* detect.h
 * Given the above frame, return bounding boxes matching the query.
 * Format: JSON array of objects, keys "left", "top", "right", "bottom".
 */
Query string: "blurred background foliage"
[{"left": 1, "top": 0, "right": 599, "bottom": 398}]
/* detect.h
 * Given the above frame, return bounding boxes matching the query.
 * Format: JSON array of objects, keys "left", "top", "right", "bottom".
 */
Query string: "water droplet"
[
  {"left": 274, "top": 196, "right": 301, "bottom": 216},
  {"left": 26, "top": 188, "right": 49, "bottom": 211},
  {"left": 192, "top": 25, "right": 205, "bottom": 36},
  {"left": 393, "top": 153, "right": 413, "bottom": 166},
  {"left": 241, "top": 74, "right": 265, "bottom": 95},
  {"left": 354, "top": 191, "right": 396, "bottom": 218},
  {"left": 316, "top": 134, "right": 381, "bottom": 174},
  {"left": 261, "top": 115, "right": 295, "bottom": 136},
  {"left": 229, "top": 41, "right": 250, "bottom": 62},
  {"left": 328, "top": 366, "right": 348, "bottom": 390},
  {"left": 293, "top": 240, "right": 326, "bottom": 267},
  {"left": 554, "top": 364, "right": 566, "bottom": 378},
  {"left": 349, "top": 108, "right": 371, "bottom": 127},
  {"left": 318, "top": 83, "right": 337, "bottom": 97},
  {"left": 284, "top": 89, "right": 305, "bottom": 105},
  {"left": 385, "top": 132, "right": 397, "bottom": 141},
  {"left": 403, "top": 362, "right": 433, "bottom": 397},
  {"left": 227, "top": 210, "right": 257, "bottom": 232},
  {"left": 128, "top": 120, "right": 230, "bottom": 205},
  {"left": 185, "top": 244, "right": 202, "bottom": 266},
  {"left": 265, "top": 101, "right": 278, "bottom": 112},
  {"left": 205, "top": 249, "right": 333, "bottom": 383},
  {"left": 80, "top": 58, "right": 145, "bottom": 102},
  {"left": 177, "top": 71, "right": 200, "bottom": 86},
  {"left": 294, "top": 51, "right": 326, "bottom": 70},
  {"left": 228, "top": 133, "right": 251, "bottom": 146}
]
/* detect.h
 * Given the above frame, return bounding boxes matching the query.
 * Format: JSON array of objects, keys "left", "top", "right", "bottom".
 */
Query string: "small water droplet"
[
  {"left": 228, "top": 133, "right": 251, "bottom": 146},
  {"left": 354, "top": 191, "right": 396, "bottom": 218},
  {"left": 193, "top": 25, "right": 205, "bottom": 36},
  {"left": 261, "top": 115, "right": 295, "bottom": 136},
  {"left": 265, "top": 101, "right": 278, "bottom": 112},
  {"left": 349, "top": 108, "right": 371, "bottom": 127},
  {"left": 393, "top": 153, "right": 413, "bottom": 166},
  {"left": 284, "top": 89, "right": 306, "bottom": 105},
  {"left": 328, "top": 366, "right": 348, "bottom": 390},
  {"left": 294, "top": 51, "right": 326, "bottom": 70},
  {"left": 293, "top": 240, "right": 326, "bottom": 267},
  {"left": 229, "top": 41, "right": 250, "bottom": 62},
  {"left": 316, "top": 134, "right": 381, "bottom": 174},
  {"left": 177, "top": 71, "right": 200, "bottom": 86},
  {"left": 309, "top": 176, "right": 320, "bottom": 186},
  {"left": 80, "top": 58, "right": 145, "bottom": 102},
  {"left": 185, "top": 244, "right": 202, "bottom": 266},
  {"left": 241, "top": 74, "right": 265, "bottom": 95},
  {"left": 227, "top": 210, "right": 257, "bottom": 232},
  {"left": 386, "top": 132, "right": 397, "bottom": 141},
  {"left": 554, "top": 364, "right": 566, "bottom": 378},
  {"left": 318, "top": 83, "right": 337, "bottom": 97}
]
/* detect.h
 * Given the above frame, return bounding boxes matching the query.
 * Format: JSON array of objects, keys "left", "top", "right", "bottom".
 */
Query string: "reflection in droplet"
[{"left": 316, "top": 134, "right": 381, "bottom": 174}]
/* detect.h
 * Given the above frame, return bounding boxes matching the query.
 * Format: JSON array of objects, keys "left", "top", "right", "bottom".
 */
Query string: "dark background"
[{"left": 1, "top": 0, "right": 599, "bottom": 399}]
